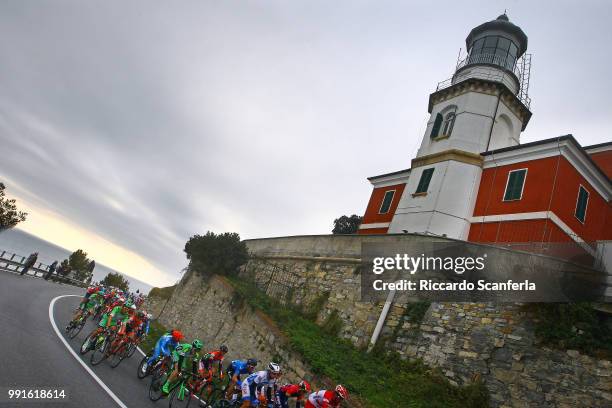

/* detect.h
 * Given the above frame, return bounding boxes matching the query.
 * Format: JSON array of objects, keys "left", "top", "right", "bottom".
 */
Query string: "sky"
[{"left": 1, "top": 0, "right": 610, "bottom": 287}]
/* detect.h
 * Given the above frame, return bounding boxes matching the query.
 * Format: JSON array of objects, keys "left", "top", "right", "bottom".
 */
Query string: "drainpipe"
[{"left": 368, "top": 286, "right": 397, "bottom": 351}]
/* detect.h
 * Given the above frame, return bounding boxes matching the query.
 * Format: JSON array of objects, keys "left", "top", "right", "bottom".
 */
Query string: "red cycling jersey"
[
  {"left": 280, "top": 384, "right": 303, "bottom": 399},
  {"left": 306, "top": 390, "right": 340, "bottom": 408}
]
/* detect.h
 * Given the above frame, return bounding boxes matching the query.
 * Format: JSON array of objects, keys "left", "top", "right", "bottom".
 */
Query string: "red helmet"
[
  {"left": 335, "top": 385, "right": 349, "bottom": 399},
  {"left": 299, "top": 381, "right": 311, "bottom": 393},
  {"left": 172, "top": 330, "right": 183, "bottom": 342}
]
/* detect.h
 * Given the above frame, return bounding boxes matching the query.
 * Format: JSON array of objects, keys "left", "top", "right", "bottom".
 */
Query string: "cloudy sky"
[{"left": 1, "top": 0, "right": 610, "bottom": 286}]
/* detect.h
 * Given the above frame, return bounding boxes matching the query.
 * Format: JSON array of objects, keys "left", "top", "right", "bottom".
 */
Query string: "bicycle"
[
  {"left": 168, "top": 372, "right": 207, "bottom": 408},
  {"left": 138, "top": 352, "right": 171, "bottom": 379},
  {"left": 108, "top": 333, "right": 133, "bottom": 368},
  {"left": 65, "top": 309, "right": 91, "bottom": 339},
  {"left": 80, "top": 328, "right": 108, "bottom": 355},
  {"left": 90, "top": 329, "right": 117, "bottom": 366}
]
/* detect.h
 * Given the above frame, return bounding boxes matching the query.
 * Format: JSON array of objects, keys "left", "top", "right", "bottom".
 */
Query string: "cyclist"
[
  {"left": 277, "top": 381, "right": 311, "bottom": 408},
  {"left": 240, "top": 362, "right": 282, "bottom": 407},
  {"left": 198, "top": 345, "right": 229, "bottom": 398},
  {"left": 161, "top": 339, "right": 204, "bottom": 395},
  {"left": 66, "top": 290, "right": 103, "bottom": 331},
  {"left": 79, "top": 284, "right": 101, "bottom": 310},
  {"left": 83, "top": 299, "right": 131, "bottom": 350},
  {"left": 305, "top": 385, "right": 349, "bottom": 408},
  {"left": 135, "top": 311, "right": 151, "bottom": 342},
  {"left": 225, "top": 358, "right": 258, "bottom": 399},
  {"left": 142, "top": 330, "right": 183, "bottom": 374}
]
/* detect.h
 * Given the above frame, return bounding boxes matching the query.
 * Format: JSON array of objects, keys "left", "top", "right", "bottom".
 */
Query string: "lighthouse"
[
  {"left": 385, "top": 14, "right": 532, "bottom": 239},
  {"left": 358, "top": 14, "right": 611, "bottom": 248}
]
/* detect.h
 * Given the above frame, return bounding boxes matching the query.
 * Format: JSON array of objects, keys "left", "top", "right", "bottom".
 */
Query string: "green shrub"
[
  {"left": 528, "top": 302, "right": 612, "bottom": 357},
  {"left": 148, "top": 285, "right": 176, "bottom": 300},
  {"left": 226, "top": 276, "right": 489, "bottom": 408}
]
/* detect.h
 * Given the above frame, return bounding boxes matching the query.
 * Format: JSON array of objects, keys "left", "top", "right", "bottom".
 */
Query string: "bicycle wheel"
[
  {"left": 169, "top": 382, "right": 193, "bottom": 408},
  {"left": 80, "top": 334, "right": 94, "bottom": 355},
  {"left": 137, "top": 355, "right": 151, "bottom": 379},
  {"left": 149, "top": 371, "right": 168, "bottom": 401},
  {"left": 110, "top": 342, "right": 127, "bottom": 368},
  {"left": 68, "top": 318, "right": 85, "bottom": 339},
  {"left": 126, "top": 342, "right": 138, "bottom": 358},
  {"left": 90, "top": 335, "right": 110, "bottom": 365}
]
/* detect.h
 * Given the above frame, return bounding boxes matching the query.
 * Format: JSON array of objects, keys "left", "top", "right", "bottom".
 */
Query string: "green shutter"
[
  {"left": 503, "top": 169, "right": 526, "bottom": 201},
  {"left": 379, "top": 190, "right": 395, "bottom": 214},
  {"left": 430, "top": 113, "right": 443, "bottom": 138},
  {"left": 415, "top": 168, "right": 434, "bottom": 193},
  {"left": 575, "top": 186, "right": 589, "bottom": 222}
]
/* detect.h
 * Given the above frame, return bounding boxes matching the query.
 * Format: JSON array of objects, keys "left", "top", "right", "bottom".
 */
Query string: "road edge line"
[{"left": 49, "top": 295, "right": 129, "bottom": 408}]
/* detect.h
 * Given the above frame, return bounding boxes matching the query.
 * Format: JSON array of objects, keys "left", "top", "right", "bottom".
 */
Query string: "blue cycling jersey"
[{"left": 230, "top": 360, "right": 251, "bottom": 376}]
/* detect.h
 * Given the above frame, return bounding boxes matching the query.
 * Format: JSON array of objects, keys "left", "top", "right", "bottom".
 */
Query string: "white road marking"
[{"left": 49, "top": 295, "right": 129, "bottom": 408}]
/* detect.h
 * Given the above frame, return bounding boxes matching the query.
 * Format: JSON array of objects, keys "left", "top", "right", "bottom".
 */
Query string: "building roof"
[
  {"left": 583, "top": 141, "right": 612, "bottom": 152},
  {"left": 367, "top": 168, "right": 411, "bottom": 181},
  {"left": 466, "top": 14, "right": 528, "bottom": 56},
  {"left": 482, "top": 134, "right": 612, "bottom": 191}
]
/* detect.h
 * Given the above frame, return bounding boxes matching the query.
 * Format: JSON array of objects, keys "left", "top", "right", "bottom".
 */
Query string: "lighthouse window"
[
  {"left": 415, "top": 168, "right": 434, "bottom": 194},
  {"left": 442, "top": 112, "right": 455, "bottom": 136},
  {"left": 503, "top": 169, "right": 527, "bottom": 201},
  {"left": 378, "top": 190, "right": 396, "bottom": 214},
  {"left": 430, "top": 113, "right": 443, "bottom": 138},
  {"left": 574, "top": 186, "right": 589, "bottom": 223},
  {"left": 469, "top": 35, "right": 519, "bottom": 70}
]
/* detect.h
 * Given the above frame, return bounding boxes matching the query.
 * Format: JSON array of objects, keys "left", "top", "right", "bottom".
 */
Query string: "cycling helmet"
[
  {"left": 124, "top": 299, "right": 133, "bottom": 307},
  {"left": 246, "top": 358, "right": 258, "bottom": 367},
  {"left": 129, "top": 304, "right": 137, "bottom": 311},
  {"left": 335, "top": 385, "right": 349, "bottom": 399},
  {"left": 192, "top": 339, "right": 203, "bottom": 350},
  {"left": 267, "top": 362, "right": 281, "bottom": 374},
  {"left": 220, "top": 345, "right": 228, "bottom": 353},
  {"left": 299, "top": 381, "right": 311, "bottom": 392},
  {"left": 147, "top": 313, "right": 153, "bottom": 319},
  {"left": 171, "top": 330, "right": 183, "bottom": 342}
]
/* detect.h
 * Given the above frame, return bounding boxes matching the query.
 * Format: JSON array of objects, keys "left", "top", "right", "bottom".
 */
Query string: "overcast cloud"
[{"left": 1, "top": 0, "right": 610, "bottom": 285}]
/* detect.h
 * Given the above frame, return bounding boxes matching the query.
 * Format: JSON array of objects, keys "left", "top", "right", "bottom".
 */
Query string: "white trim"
[
  {"left": 502, "top": 168, "right": 527, "bottom": 201},
  {"left": 359, "top": 222, "right": 391, "bottom": 230},
  {"left": 378, "top": 190, "right": 396, "bottom": 214},
  {"left": 574, "top": 184, "right": 589, "bottom": 224},
  {"left": 49, "top": 295, "right": 129, "bottom": 408},
  {"left": 584, "top": 145, "right": 612, "bottom": 154},
  {"left": 470, "top": 211, "right": 549, "bottom": 223},
  {"left": 369, "top": 171, "right": 411, "bottom": 188},
  {"left": 469, "top": 210, "right": 596, "bottom": 256},
  {"left": 483, "top": 139, "right": 612, "bottom": 200}
]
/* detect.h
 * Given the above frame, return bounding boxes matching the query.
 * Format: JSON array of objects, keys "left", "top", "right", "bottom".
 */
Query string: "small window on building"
[
  {"left": 575, "top": 185, "right": 589, "bottom": 223},
  {"left": 442, "top": 112, "right": 455, "bottom": 136},
  {"left": 430, "top": 113, "right": 443, "bottom": 139},
  {"left": 415, "top": 168, "right": 434, "bottom": 194},
  {"left": 378, "top": 190, "right": 395, "bottom": 214},
  {"left": 503, "top": 169, "right": 527, "bottom": 201}
]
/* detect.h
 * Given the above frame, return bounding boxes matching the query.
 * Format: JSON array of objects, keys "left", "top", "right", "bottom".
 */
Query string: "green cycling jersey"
[
  {"left": 98, "top": 305, "right": 129, "bottom": 328},
  {"left": 171, "top": 343, "right": 201, "bottom": 371}
]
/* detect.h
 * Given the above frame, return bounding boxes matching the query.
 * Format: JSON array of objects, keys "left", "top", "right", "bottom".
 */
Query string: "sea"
[{"left": 0, "top": 228, "right": 153, "bottom": 293}]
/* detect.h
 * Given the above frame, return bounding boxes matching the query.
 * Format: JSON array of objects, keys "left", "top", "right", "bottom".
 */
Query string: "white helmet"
[{"left": 267, "top": 362, "right": 281, "bottom": 374}]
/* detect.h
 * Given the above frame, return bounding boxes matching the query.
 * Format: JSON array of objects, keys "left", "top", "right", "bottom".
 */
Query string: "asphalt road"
[{"left": 0, "top": 271, "right": 164, "bottom": 408}]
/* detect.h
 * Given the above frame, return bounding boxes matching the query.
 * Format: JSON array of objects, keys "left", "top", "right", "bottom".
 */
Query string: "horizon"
[{"left": 1, "top": 0, "right": 610, "bottom": 287}]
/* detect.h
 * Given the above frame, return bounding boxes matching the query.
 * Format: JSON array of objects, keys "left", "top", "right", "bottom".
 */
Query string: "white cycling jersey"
[
  {"left": 308, "top": 390, "right": 332, "bottom": 407},
  {"left": 241, "top": 370, "right": 277, "bottom": 398}
]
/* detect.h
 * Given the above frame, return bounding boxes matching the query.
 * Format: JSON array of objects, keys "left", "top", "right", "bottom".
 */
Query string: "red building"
[{"left": 359, "top": 15, "right": 612, "bottom": 255}]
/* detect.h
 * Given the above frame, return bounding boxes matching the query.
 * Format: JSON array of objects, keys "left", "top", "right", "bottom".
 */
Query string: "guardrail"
[{"left": 0, "top": 250, "right": 87, "bottom": 287}]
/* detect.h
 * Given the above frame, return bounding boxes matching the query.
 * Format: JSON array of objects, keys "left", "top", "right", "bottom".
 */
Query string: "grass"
[
  {"left": 148, "top": 285, "right": 176, "bottom": 300},
  {"left": 225, "top": 276, "right": 489, "bottom": 408},
  {"left": 141, "top": 319, "right": 169, "bottom": 353}
]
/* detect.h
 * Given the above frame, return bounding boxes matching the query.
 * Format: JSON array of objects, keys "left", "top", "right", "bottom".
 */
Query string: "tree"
[
  {"left": 332, "top": 214, "right": 363, "bottom": 234},
  {"left": 68, "top": 249, "right": 93, "bottom": 282},
  {"left": 100, "top": 272, "right": 130, "bottom": 292},
  {"left": 184, "top": 231, "right": 248, "bottom": 277},
  {"left": 0, "top": 182, "right": 27, "bottom": 232}
]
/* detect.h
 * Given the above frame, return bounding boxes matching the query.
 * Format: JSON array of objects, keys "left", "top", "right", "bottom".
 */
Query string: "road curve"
[{"left": 0, "top": 271, "right": 166, "bottom": 408}]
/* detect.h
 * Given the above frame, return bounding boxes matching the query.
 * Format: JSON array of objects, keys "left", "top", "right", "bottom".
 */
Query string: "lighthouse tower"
[{"left": 386, "top": 14, "right": 533, "bottom": 239}]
